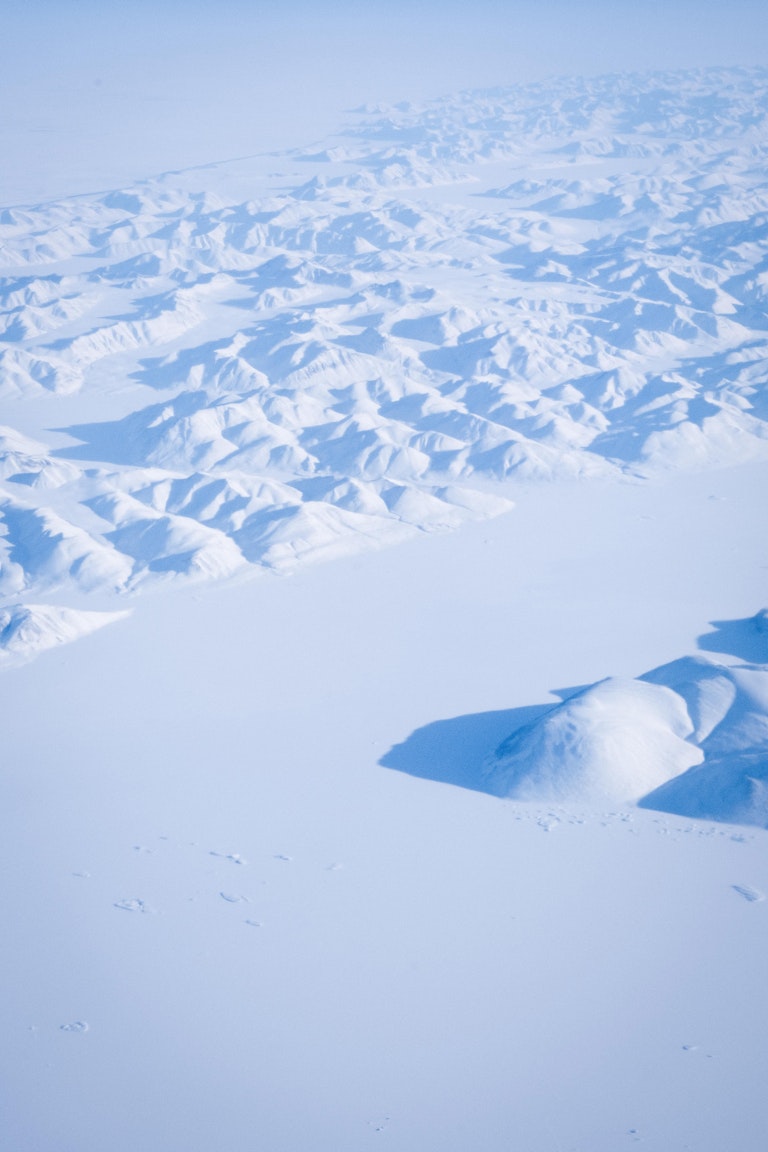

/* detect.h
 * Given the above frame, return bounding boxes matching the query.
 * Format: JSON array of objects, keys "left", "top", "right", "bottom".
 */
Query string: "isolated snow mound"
[
  {"left": 485, "top": 677, "right": 702, "bottom": 805},
  {"left": 0, "top": 603, "right": 129, "bottom": 666},
  {"left": 487, "top": 647, "right": 768, "bottom": 825}
]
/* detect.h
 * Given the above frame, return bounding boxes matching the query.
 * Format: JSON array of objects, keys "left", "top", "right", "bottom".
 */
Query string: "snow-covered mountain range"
[{"left": 3, "top": 69, "right": 768, "bottom": 643}]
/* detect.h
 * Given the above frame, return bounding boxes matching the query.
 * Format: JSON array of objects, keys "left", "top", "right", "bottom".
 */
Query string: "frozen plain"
[{"left": 2, "top": 60, "right": 768, "bottom": 1151}]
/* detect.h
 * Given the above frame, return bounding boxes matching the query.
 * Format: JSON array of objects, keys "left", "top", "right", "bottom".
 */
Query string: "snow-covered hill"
[
  {"left": 485, "top": 616, "right": 768, "bottom": 826},
  {"left": 3, "top": 68, "right": 768, "bottom": 650}
]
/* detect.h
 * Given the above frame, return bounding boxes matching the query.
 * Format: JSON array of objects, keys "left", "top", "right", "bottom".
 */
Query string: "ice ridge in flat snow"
[{"left": 2, "top": 66, "right": 768, "bottom": 666}]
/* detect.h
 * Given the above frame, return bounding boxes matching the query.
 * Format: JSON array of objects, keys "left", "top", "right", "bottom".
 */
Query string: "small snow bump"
[
  {"left": 114, "top": 898, "right": 152, "bottom": 913},
  {"left": 210, "top": 851, "right": 246, "bottom": 865},
  {"left": 60, "top": 1021, "right": 89, "bottom": 1033}
]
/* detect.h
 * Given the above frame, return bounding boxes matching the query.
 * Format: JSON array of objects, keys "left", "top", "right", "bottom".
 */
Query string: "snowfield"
[{"left": 2, "top": 65, "right": 768, "bottom": 1152}]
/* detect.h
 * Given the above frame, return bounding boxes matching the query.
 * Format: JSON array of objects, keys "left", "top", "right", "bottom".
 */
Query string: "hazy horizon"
[{"left": 3, "top": 0, "right": 768, "bottom": 203}]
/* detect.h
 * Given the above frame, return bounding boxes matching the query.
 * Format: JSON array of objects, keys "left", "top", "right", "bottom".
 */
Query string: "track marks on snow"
[
  {"left": 113, "top": 897, "right": 154, "bottom": 913},
  {"left": 732, "top": 883, "right": 765, "bottom": 902},
  {"left": 99, "top": 836, "right": 347, "bottom": 940}
]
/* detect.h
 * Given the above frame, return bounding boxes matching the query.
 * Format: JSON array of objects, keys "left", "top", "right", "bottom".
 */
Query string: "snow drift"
[
  {"left": 485, "top": 621, "right": 768, "bottom": 826},
  {"left": 484, "top": 677, "right": 703, "bottom": 805}
]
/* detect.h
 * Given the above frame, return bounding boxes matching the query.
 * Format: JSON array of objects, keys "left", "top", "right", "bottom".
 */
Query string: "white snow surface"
[{"left": 2, "top": 66, "right": 768, "bottom": 1152}]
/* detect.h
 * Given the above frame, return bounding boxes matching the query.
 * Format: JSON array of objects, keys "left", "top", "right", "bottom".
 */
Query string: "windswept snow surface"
[
  {"left": 2, "top": 67, "right": 768, "bottom": 1152},
  {"left": 3, "top": 464, "right": 767, "bottom": 1152}
]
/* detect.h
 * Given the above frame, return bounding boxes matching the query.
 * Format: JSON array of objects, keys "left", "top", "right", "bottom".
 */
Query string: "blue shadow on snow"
[{"left": 380, "top": 700, "right": 570, "bottom": 794}]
